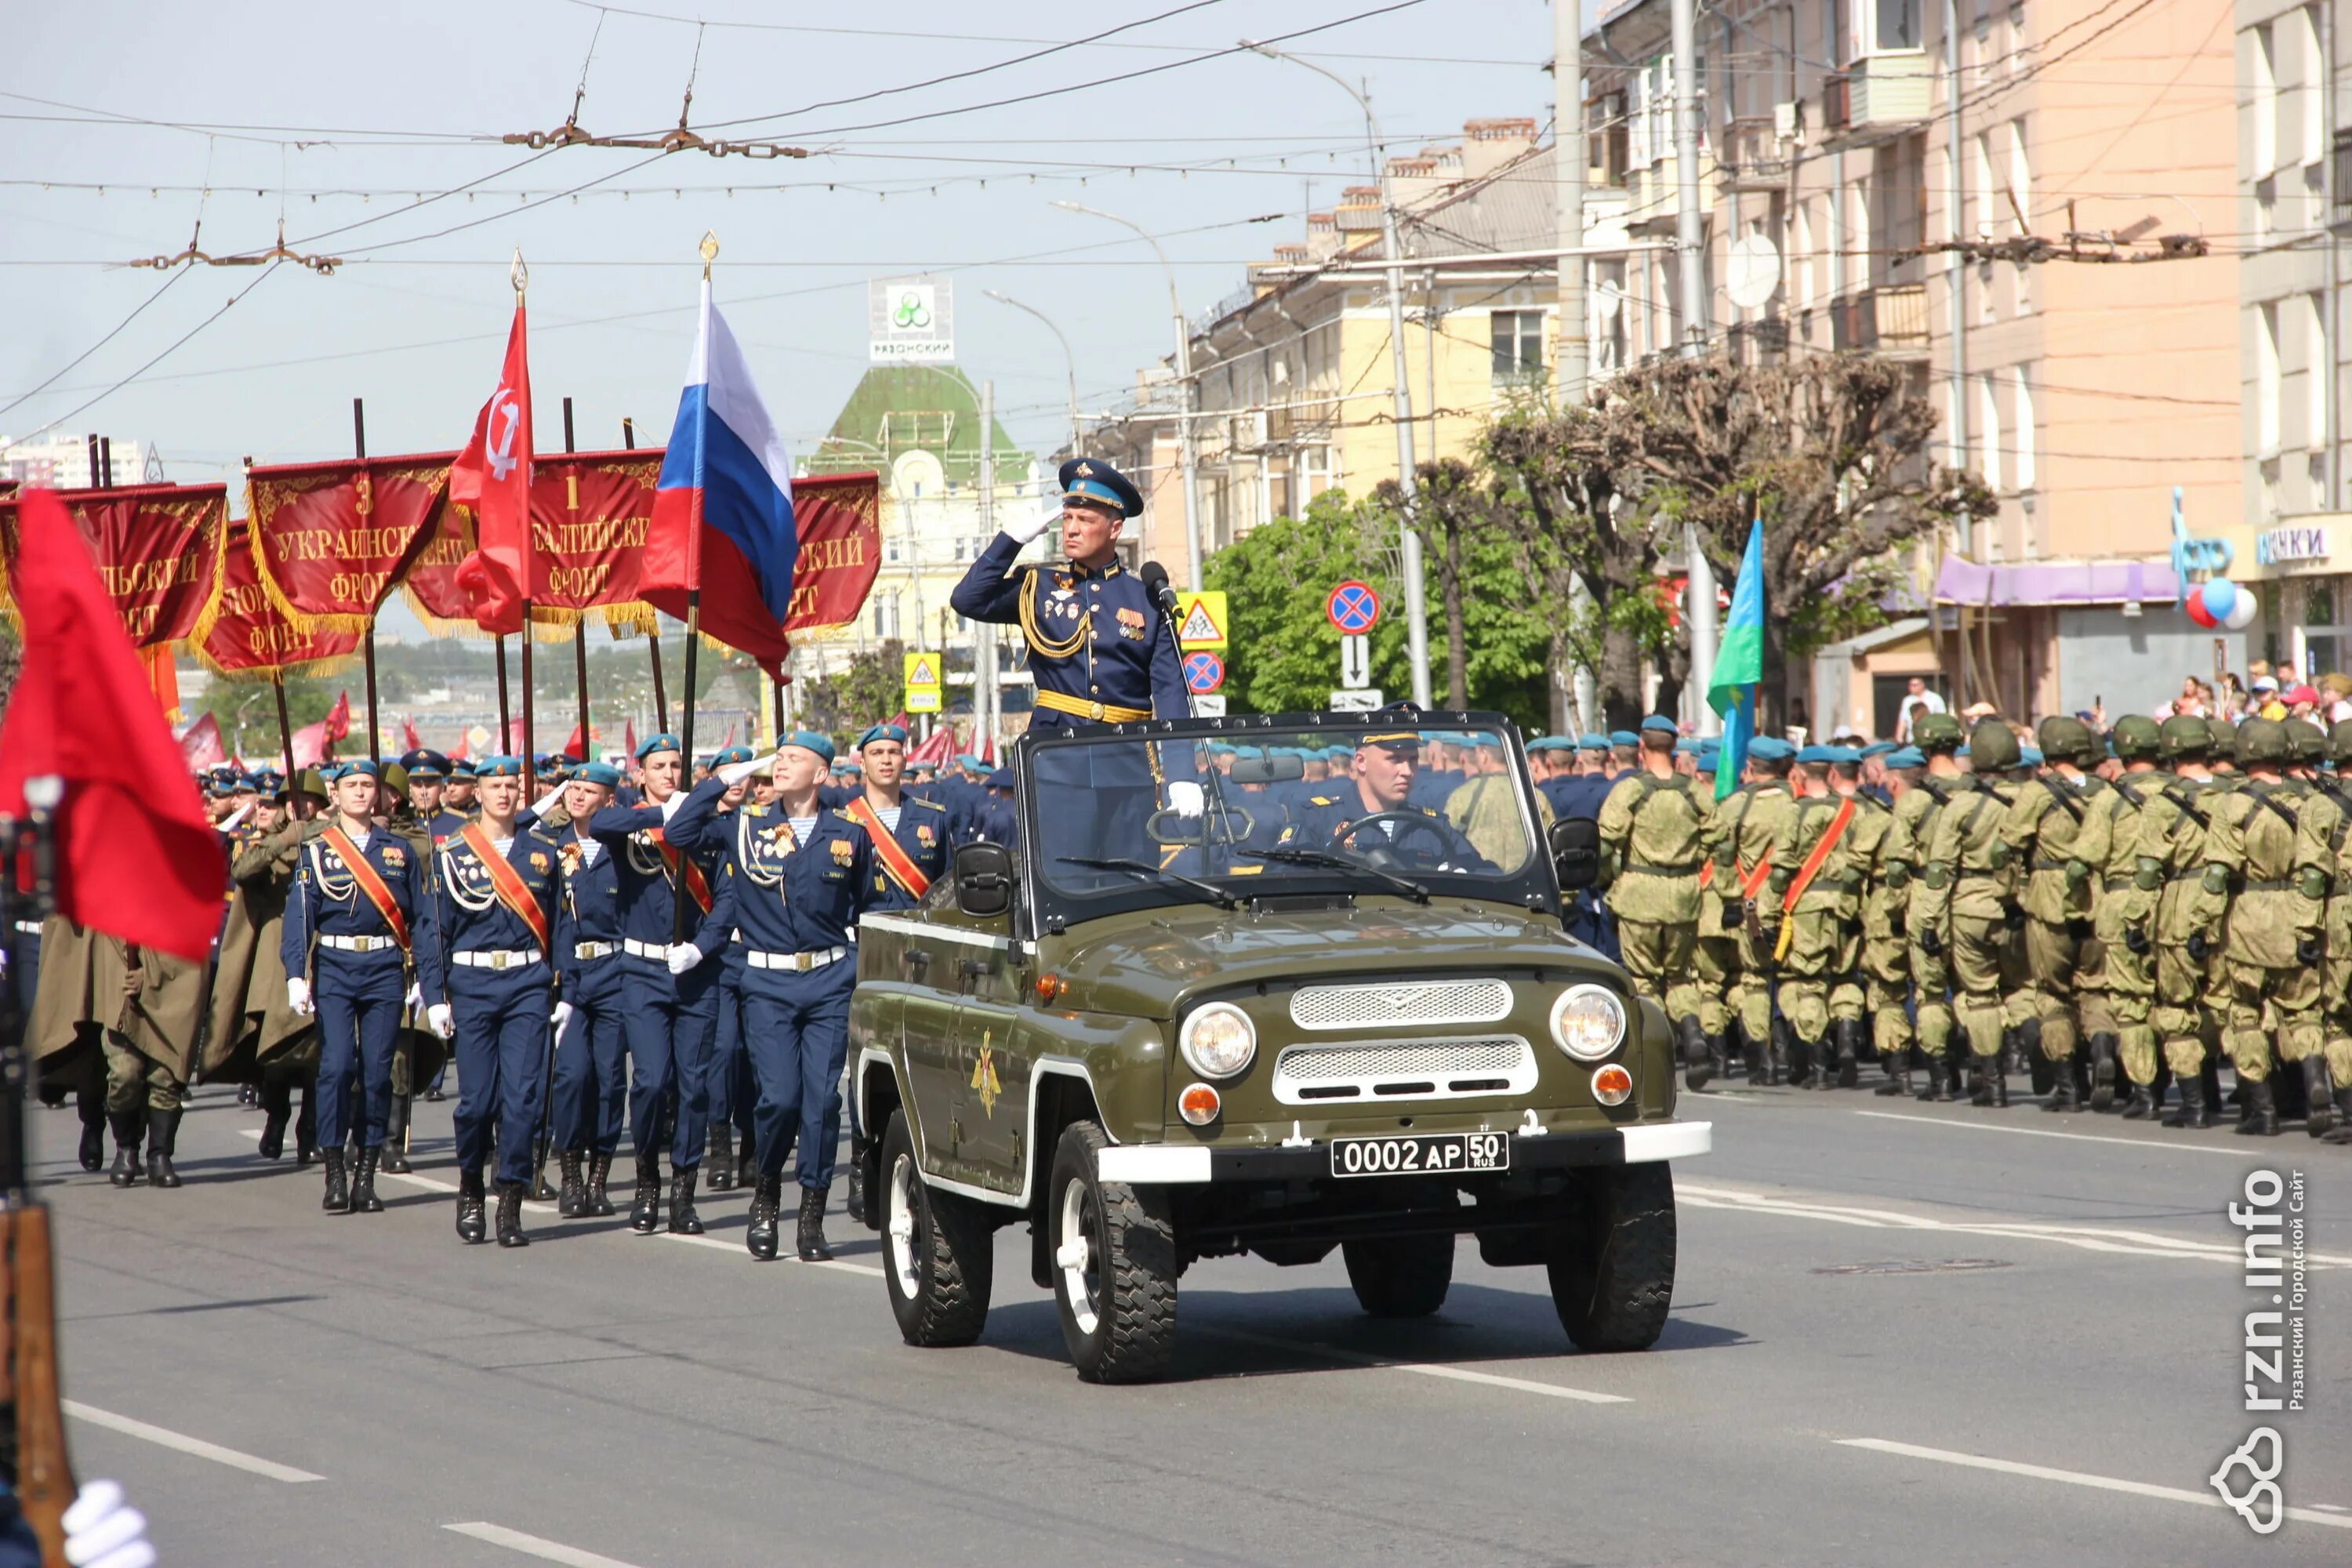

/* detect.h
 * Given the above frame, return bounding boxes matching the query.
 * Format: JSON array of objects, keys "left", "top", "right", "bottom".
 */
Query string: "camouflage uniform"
[
  {"left": 1886, "top": 714, "right": 1968, "bottom": 1099},
  {"left": 1922, "top": 722, "right": 2023, "bottom": 1105},
  {"left": 1769, "top": 764, "right": 1887, "bottom": 1088},
  {"left": 1995, "top": 717, "right": 2105, "bottom": 1111},
  {"left": 2138, "top": 717, "right": 2224, "bottom": 1127},
  {"left": 1596, "top": 760, "right": 1710, "bottom": 1071},
  {"left": 1855, "top": 782, "right": 1912, "bottom": 1083},
  {"left": 1697, "top": 769, "right": 1791, "bottom": 1077},
  {"left": 2075, "top": 717, "right": 2163, "bottom": 1116},
  {"left": 2317, "top": 721, "right": 2352, "bottom": 1141},
  {"left": 1713, "top": 749, "right": 1798, "bottom": 1082}
]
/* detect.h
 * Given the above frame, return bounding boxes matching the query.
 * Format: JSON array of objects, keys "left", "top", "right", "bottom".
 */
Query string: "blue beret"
[
  {"left": 1528, "top": 736, "right": 1570, "bottom": 753},
  {"left": 782, "top": 728, "right": 837, "bottom": 764},
  {"left": 1886, "top": 746, "right": 1926, "bottom": 768},
  {"left": 328, "top": 757, "right": 383, "bottom": 781},
  {"left": 1642, "top": 715, "right": 1679, "bottom": 736},
  {"left": 575, "top": 760, "right": 622, "bottom": 789},
  {"left": 1608, "top": 731, "right": 1639, "bottom": 747},
  {"left": 1824, "top": 746, "right": 1862, "bottom": 766},
  {"left": 474, "top": 755, "right": 526, "bottom": 778},
  {"left": 1577, "top": 734, "right": 1611, "bottom": 751},
  {"left": 1748, "top": 737, "right": 1795, "bottom": 761},
  {"left": 1697, "top": 735, "right": 1723, "bottom": 753},
  {"left": 447, "top": 758, "right": 476, "bottom": 780},
  {"left": 833, "top": 758, "right": 863, "bottom": 775},
  {"left": 1858, "top": 741, "right": 1897, "bottom": 759},
  {"left": 2017, "top": 746, "right": 2045, "bottom": 767},
  {"left": 714, "top": 746, "right": 756, "bottom": 767},
  {"left": 1323, "top": 745, "right": 1353, "bottom": 760},
  {"left": 1205, "top": 742, "right": 1236, "bottom": 757},
  {"left": 956, "top": 754, "right": 985, "bottom": 771},
  {"left": 858, "top": 723, "right": 909, "bottom": 750},
  {"left": 1795, "top": 745, "right": 1834, "bottom": 764},
  {"left": 636, "top": 731, "right": 682, "bottom": 760},
  {"left": 1694, "top": 751, "right": 1719, "bottom": 774},
  {"left": 1673, "top": 737, "right": 1699, "bottom": 754},
  {"left": 1058, "top": 456, "right": 1145, "bottom": 518}
]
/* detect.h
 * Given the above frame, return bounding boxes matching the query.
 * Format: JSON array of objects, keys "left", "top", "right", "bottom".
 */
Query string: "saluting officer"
[
  {"left": 548, "top": 761, "right": 630, "bottom": 1218},
  {"left": 282, "top": 758, "right": 423, "bottom": 1217},
  {"left": 671, "top": 734, "right": 875, "bottom": 1262},
  {"left": 417, "top": 757, "right": 571, "bottom": 1247}
]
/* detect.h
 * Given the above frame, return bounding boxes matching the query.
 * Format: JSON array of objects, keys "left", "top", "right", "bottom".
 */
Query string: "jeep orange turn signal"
[
  {"left": 1034, "top": 972, "right": 1066, "bottom": 1003},
  {"left": 1592, "top": 1064, "right": 1633, "bottom": 1105},
  {"left": 1178, "top": 1082, "right": 1221, "bottom": 1126}
]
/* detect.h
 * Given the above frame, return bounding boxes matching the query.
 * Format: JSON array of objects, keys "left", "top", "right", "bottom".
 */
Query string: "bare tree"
[{"left": 1371, "top": 459, "right": 1513, "bottom": 710}]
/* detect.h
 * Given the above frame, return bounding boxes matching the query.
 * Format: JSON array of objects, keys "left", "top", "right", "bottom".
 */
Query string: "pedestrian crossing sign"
[
  {"left": 1174, "top": 590, "right": 1228, "bottom": 650},
  {"left": 904, "top": 652, "right": 942, "bottom": 713}
]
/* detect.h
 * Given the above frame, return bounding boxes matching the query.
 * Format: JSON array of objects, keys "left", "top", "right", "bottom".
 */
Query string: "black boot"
[
  {"left": 107, "top": 1111, "right": 143, "bottom": 1187},
  {"left": 2087, "top": 1033, "right": 2118, "bottom": 1112},
  {"left": 146, "top": 1105, "right": 183, "bottom": 1189},
  {"left": 2121, "top": 1083, "right": 2156, "bottom": 1119},
  {"left": 1767, "top": 1016, "right": 1791, "bottom": 1087},
  {"left": 2162, "top": 1072, "right": 2212, "bottom": 1129},
  {"left": 1832, "top": 1019, "right": 1864, "bottom": 1089},
  {"left": 1999, "top": 1025, "right": 2026, "bottom": 1080},
  {"left": 706, "top": 1127, "right": 735, "bottom": 1192},
  {"left": 77, "top": 1098, "right": 105, "bottom": 1172},
  {"left": 586, "top": 1152, "right": 615, "bottom": 1217},
  {"left": 321, "top": 1146, "right": 350, "bottom": 1212},
  {"left": 746, "top": 1175, "right": 783, "bottom": 1261},
  {"left": 1679, "top": 1014, "right": 1715, "bottom": 1091},
  {"left": 295, "top": 1088, "right": 318, "bottom": 1166},
  {"left": 732, "top": 1138, "right": 757, "bottom": 1193},
  {"left": 456, "top": 1169, "right": 487, "bottom": 1242},
  {"left": 2325, "top": 1088, "right": 2352, "bottom": 1145},
  {"left": 382, "top": 1094, "right": 413, "bottom": 1174},
  {"left": 668, "top": 1167, "right": 703, "bottom": 1235},
  {"left": 346, "top": 1145, "right": 383, "bottom": 1212},
  {"left": 257, "top": 1082, "right": 289, "bottom": 1160},
  {"left": 1735, "top": 1021, "right": 1765, "bottom": 1082},
  {"left": 2236, "top": 1077, "right": 2280, "bottom": 1137},
  {"left": 1968, "top": 1036, "right": 1994, "bottom": 1106},
  {"left": 2304, "top": 1058, "right": 2338, "bottom": 1138},
  {"left": 495, "top": 1181, "right": 529, "bottom": 1247},
  {"left": 1915, "top": 1040, "right": 1951, "bottom": 1101},
  {"left": 844, "top": 1131, "right": 871, "bottom": 1226},
  {"left": 557, "top": 1152, "right": 586, "bottom": 1217},
  {"left": 2043, "top": 1053, "right": 2081, "bottom": 1112},
  {"left": 629, "top": 1152, "right": 661, "bottom": 1234},
  {"left": 1989, "top": 1052, "right": 2009, "bottom": 1109},
  {"left": 1875, "top": 1041, "right": 1911, "bottom": 1097},
  {"left": 796, "top": 1185, "right": 833, "bottom": 1262}
]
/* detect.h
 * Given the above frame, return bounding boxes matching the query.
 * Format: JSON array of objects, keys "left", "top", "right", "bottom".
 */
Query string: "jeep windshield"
[{"left": 1022, "top": 715, "right": 1554, "bottom": 921}]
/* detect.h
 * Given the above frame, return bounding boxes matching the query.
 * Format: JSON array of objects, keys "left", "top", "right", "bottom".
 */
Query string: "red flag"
[
  {"left": 561, "top": 722, "right": 590, "bottom": 761},
  {"left": 906, "top": 725, "right": 953, "bottom": 767},
  {"left": 622, "top": 719, "right": 637, "bottom": 760},
  {"left": 448, "top": 303, "right": 534, "bottom": 635},
  {"left": 178, "top": 713, "right": 227, "bottom": 771},
  {"left": 448, "top": 735, "right": 470, "bottom": 763},
  {"left": 0, "top": 491, "right": 224, "bottom": 960},
  {"left": 402, "top": 718, "right": 423, "bottom": 753},
  {"left": 323, "top": 691, "right": 352, "bottom": 742}
]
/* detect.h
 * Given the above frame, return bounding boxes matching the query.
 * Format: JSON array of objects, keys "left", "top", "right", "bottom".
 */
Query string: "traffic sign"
[
  {"left": 1174, "top": 590, "right": 1228, "bottom": 648},
  {"left": 1192, "top": 694, "right": 1228, "bottom": 717},
  {"left": 1182, "top": 650, "right": 1225, "bottom": 694},
  {"left": 1328, "top": 688, "right": 1385, "bottom": 711},
  {"left": 904, "top": 650, "right": 942, "bottom": 713},
  {"left": 1326, "top": 580, "right": 1381, "bottom": 634},
  {"left": 1338, "top": 633, "right": 1371, "bottom": 690}
]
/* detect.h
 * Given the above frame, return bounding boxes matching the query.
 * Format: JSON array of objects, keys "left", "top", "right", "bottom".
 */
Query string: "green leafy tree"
[{"left": 797, "top": 638, "right": 907, "bottom": 745}]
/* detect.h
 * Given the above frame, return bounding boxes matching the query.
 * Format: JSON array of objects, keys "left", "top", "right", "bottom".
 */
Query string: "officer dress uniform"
[
  {"left": 281, "top": 762, "right": 424, "bottom": 1214},
  {"left": 547, "top": 764, "right": 631, "bottom": 1218},
  {"left": 668, "top": 738, "right": 877, "bottom": 1262},
  {"left": 586, "top": 734, "right": 734, "bottom": 1236}
]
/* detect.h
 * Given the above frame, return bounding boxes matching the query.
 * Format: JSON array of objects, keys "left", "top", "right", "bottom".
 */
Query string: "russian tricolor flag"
[{"left": 643, "top": 281, "right": 797, "bottom": 673}]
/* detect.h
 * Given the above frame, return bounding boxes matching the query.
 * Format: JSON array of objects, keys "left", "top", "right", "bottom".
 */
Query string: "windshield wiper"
[
  {"left": 1237, "top": 846, "right": 1430, "bottom": 903},
  {"left": 1056, "top": 855, "right": 1238, "bottom": 909}
]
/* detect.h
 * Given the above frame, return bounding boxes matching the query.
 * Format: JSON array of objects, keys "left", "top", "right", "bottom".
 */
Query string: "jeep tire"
[
  {"left": 880, "top": 1112, "right": 993, "bottom": 1348},
  {"left": 1341, "top": 1232, "right": 1454, "bottom": 1318},
  {"left": 1048, "top": 1120, "right": 1178, "bottom": 1384},
  {"left": 1547, "top": 1163, "right": 1676, "bottom": 1352}
]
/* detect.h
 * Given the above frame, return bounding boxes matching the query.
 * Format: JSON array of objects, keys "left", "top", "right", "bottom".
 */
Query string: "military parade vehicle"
[{"left": 850, "top": 711, "right": 1711, "bottom": 1383}]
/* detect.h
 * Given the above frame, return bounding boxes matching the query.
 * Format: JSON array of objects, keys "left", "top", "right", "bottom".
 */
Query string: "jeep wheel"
[
  {"left": 1341, "top": 1233, "right": 1454, "bottom": 1318},
  {"left": 1048, "top": 1121, "right": 1178, "bottom": 1384},
  {"left": 1548, "top": 1163, "right": 1676, "bottom": 1352},
  {"left": 880, "top": 1112, "right": 993, "bottom": 1348}
]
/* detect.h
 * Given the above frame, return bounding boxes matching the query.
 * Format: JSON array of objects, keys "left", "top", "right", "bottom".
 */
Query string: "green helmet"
[
  {"left": 2036, "top": 715, "right": 2097, "bottom": 768},
  {"left": 2111, "top": 714, "right": 2161, "bottom": 762},
  {"left": 1913, "top": 712, "right": 1964, "bottom": 750},
  {"left": 2332, "top": 720, "right": 2352, "bottom": 768},
  {"left": 2235, "top": 717, "right": 2289, "bottom": 766},
  {"left": 1967, "top": 720, "right": 2021, "bottom": 772},
  {"left": 2282, "top": 717, "right": 2326, "bottom": 765},
  {"left": 2205, "top": 716, "right": 2239, "bottom": 757},
  {"left": 2158, "top": 714, "right": 2210, "bottom": 760}
]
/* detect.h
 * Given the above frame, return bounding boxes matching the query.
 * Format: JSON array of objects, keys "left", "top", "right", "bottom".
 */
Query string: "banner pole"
[
  {"left": 495, "top": 636, "right": 512, "bottom": 759},
  {"left": 563, "top": 396, "right": 589, "bottom": 759},
  {"left": 620, "top": 414, "right": 670, "bottom": 732},
  {"left": 272, "top": 674, "right": 302, "bottom": 818},
  {"left": 354, "top": 397, "right": 381, "bottom": 764}
]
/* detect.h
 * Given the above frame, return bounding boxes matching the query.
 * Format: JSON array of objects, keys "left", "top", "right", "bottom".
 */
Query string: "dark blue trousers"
[
  {"left": 313, "top": 947, "right": 405, "bottom": 1149},
  {"left": 743, "top": 959, "right": 855, "bottom": 1190},
  {"left": 708, "top": 953, "right": 756, "bottom": 1141},
  {"left": 550, "top": 954, "right": 627, "bottom": 1155},
  {"left": 449, "top": 961, "right": 553, "bottom": 1187},
  {"left": 620, "top": 955, "right": 717, "bottom": 1171}
]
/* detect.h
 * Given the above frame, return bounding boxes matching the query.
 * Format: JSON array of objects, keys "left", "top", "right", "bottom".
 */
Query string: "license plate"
[{"left": 1328, "top": 1131, "right": 1510, "bottom": 1179}]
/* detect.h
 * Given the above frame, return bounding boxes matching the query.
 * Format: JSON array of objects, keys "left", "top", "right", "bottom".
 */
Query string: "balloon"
[
  {"left": 2186, "top": 586, "right": 2220, "bottom": 629},
  {"left": 2224, "top": 591, "right": 2259, "bottom": 631},
  {"left": 2201, "top": 579, "right": 2238, "bottom": 622}
]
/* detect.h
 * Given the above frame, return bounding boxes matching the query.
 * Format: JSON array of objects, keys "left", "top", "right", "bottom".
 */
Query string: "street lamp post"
[
  {"left": 983, "top": 289, "right": 1083, "bottom": 459},
  {"left": 1050, "top": 200, "right": 1205, "bottom": 591},
  {"left": 1242, "top": 39, "right": 1432, "bottom": 709}
]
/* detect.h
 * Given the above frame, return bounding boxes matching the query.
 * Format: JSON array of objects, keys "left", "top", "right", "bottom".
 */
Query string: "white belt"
[
  {"left": 573, "top": 941, "right": 619, "bottom": 960},
  {"left": 319, "top": 934, "right": 399, "bottom": 954},
  {"left": 746, "top": 946, "right": 846, "bottom": 972},
  {"left": 452, "top": 948, "right": 543, "bottom": 971},
  {"left": 622, "top": 938, "right": 670, "bottom": 960},
  {"left": 12, "top": 920, "right": 39, "bottom": 935}
]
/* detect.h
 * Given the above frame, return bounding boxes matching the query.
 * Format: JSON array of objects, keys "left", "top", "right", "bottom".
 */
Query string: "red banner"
[
  {"left": 245, "top": 454, "right": 454, "bottom": 633},
  {"left": 193, "top": 521, "right": 364, "bottom": 677},
  {"left": 529, "top": 449, "right": 660, "bottom": 633},
  {"left": 399, "top": 495, "right": 477, "bottom": 633},
  {"left": 782, "top": 472, "right": 881, "bottom": 633},
  {"left": 0, "top": 482, "right": 226, "bottom": 648}
]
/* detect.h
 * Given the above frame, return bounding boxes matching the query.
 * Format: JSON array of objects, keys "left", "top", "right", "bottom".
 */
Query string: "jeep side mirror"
[
  {"left": 1548, "top": 817, "right": 1600, "bottom": 891},
  {"left": 954, "top": 841, "right": 1016, "bottom": 918}
]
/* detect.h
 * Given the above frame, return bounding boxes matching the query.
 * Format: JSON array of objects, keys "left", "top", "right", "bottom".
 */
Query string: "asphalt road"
[{"left": 37, "top": 1080, "right": 2352, "bottom": 1567}]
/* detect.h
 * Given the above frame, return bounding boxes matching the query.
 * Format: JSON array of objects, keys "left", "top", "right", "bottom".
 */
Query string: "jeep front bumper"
[{"left": 1095, "top": 1119, "right": 1711, "bottom": 1184}]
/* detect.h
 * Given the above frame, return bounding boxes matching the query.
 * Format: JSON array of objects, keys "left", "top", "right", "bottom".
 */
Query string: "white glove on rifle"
[
  {"left": 63, "top": 1478, "right": 154, "bottom": 1568},
  {"left": 426, "top": 1003, "right": 456, "bottom": 1039},
  {"left": 286, "top": 978, "right": 314, "bottom": 1016},
  {"left": 1004, "top": 509, "right": 1053, "bottom": 546},
  {"left": 1167, "top": 782, "right": 1205, "bottom": 818},
  {"left": 666, "top": 942, "right": 703, "bottom": 976},
  {"left": 550, "top": 1001, "right": 574, "bottom": 1034}
]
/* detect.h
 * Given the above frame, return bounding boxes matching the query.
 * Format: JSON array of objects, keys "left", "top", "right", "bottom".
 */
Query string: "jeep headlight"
[
  {"left": 1548, "top": 984, "right": 1626, "bottom": 1062},
  {"left": 1179, "top": 1001, "right": 1257, "bottom": 1079}
]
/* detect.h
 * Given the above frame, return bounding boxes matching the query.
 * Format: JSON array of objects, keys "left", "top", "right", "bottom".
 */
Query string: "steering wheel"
[{"left": 1331, "top": 811, "right": 1458, "bottom": 869}]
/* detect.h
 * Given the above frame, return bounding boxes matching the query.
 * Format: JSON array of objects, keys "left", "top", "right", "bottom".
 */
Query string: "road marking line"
[
  {"left": 1836, "top": 1438, "right": 2352, "bottom": 1530},
  {"left": 1196, "top": 1328, "right": 1630, "bottom": 1404},
  {"left": 445, "top": 1521, "right": 648, "bottom": 1567},
  {"left": 64, "top": 1401, "right": 324, "bottom": 1483},
  {"left": 1849, "top": 1108, "right": 2259, "bottom": 1158},
  {"left": 1678, "top": 1181, "right": 2352, "bottom": 1268}
]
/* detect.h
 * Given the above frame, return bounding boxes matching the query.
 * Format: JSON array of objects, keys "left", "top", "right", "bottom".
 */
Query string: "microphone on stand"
[{"left": 1139, "top": 560, "right": 1182, "bottom": 622}]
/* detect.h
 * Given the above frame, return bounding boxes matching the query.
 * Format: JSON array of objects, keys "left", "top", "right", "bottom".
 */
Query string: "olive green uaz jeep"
[{"left": 850, "top": 712, "right": 1710, "bottom": 1383}]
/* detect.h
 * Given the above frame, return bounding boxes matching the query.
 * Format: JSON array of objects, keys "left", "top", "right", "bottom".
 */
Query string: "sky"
[{"left": 2, "top": 0, "right": 1569, "bottom": 495}]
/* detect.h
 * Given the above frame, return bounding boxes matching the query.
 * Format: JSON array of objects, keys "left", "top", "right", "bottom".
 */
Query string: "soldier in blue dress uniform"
[
  {"left": 670, "top": 731, "right": 876, "bottom": 1262},
  {"left": 586, "top": 732, "right": 733, "bottom": 1236},
  {"left": 702, "top": 744, "right": 760, "bottom": 1193},
  {"left": 281, "top": 759, "right": 425, "bottom": 1218},
  {"left": 416, "top": 756, "right": 570, "bottom": 1247},
  {"left": 547, "top": 762, "right": 630, "bottom": 1219}
]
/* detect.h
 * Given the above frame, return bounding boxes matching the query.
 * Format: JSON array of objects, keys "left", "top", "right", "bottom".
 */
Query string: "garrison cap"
[
  {"left": 1967, "top": 720, "right": 2022, "bottom": 772},
  {"left": 2109, "top": 714, "right": 2161, "bottom": 760},
  {"left": 383, "top": 763, "right": 410, "bottom": 797},
  {"left": 2237, "top": 717, "right": 2290, "bottom": 765},
  {"left": 573, "top": 760, "right": 622, "bottom": 789},
  {"left": 1640, "top": 715, "right": 1679, "bottom": 736},
  {"left": 1886, "top": 746, "right": 1926, "bottom": 769},
  {"left": 1057, "top": 457, "right": 1145, "bottom": 519},
  {"left": 1747, "top": 736, "right": 1795, "bottom": 762},
  {"left": 781, "top": 729, "right": 837, "bottom": 764},
  {"left": 2036, "top": 715, "right": 2097, "bottom": 765},
  {"left": 2283, "top": 717, "right": 2326, "bottom": 764},
  {"left": 1912, "top": 712, "right": 1965, "bottom": 749},
  {"left": 635, "top": 731, "right": 683, "bottom": 761},
  {"left": 473, "top": 756, "right": 526, "bottom": 778},
  {"left": 857, "top": 723, "right": 909, "bottom": 750}
]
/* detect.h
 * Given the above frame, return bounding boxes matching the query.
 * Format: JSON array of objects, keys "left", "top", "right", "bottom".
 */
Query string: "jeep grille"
[
  {"left": 1270, "top": 1036, "right": 1538, "bottom": 1105},
  {"left": 1287, "top": 978, "right": 1514, "bottom": 1031}
]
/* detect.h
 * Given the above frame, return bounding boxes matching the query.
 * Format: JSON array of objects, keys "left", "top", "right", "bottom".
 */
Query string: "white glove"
[
  {"left": 550, "top": 1000, "right": 574, "bottom": 1034},
  {"left": 666, "top": 942, "right": 702, "bottom": 976},
  {"left": 405, "top": 982, "right": 423, "bottom": 1011},
  {"left": 1004, "top": 509, "right": 1053, "bottom": 546},
  {"left": 286, "top": 977, "right": 314, "bottom": 1016},
  {"left": 717, "top": 750, "right": 774, "bottom": 788},
  {"left": 63, "top": 1479, "right": 154, "bottom": 1568},
  {"left": 659, "top": 790, "right": 685, "bottom": 822},
  {"left": 426, "top": 1003, "right": 456, "bottom": 1039},
  {"left": 1167, "top": 781, "right": 1205, "bottom": 818}
]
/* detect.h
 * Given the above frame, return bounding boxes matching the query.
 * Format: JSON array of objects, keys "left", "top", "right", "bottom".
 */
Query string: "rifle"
[{"left": 2, "top": 778, "right": 78, "bottom": 1565}]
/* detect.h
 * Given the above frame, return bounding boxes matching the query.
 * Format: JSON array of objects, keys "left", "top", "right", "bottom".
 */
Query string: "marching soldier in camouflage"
[
  {"left": 1768, "top": 746, "right": 1888, "bottom": 1089},
  {"left": 2076, "top": 716, "right": 2163, "bottom": 1116},
  {"left": 1997, "top": 716, "right": 2106, "bottom": 1111},
  {"left": 1695, "top": 738, "right": 1794, "bottom": 1085},
  {"left": 1595, "top": 717, "right": 1711, "bottom": 1087},
  {"left": 2318, "top": 721, "right": 2352, "bottom": 1142},
  {"left": 1714, "top": 736, "right": 1798, "bottom": 1082},
  {"left": 1886, "top": 714, "right": 1968, "bottom": 1098},
  {"left": 2137, "top": 716, "right": 2226, "bottom": 1127},
  {"left": 2190, "top": 717, "right": 2338, "bottom": 1137},
  {"left": 1855, "top": 750, "right": 1914, "bottom": 1092},
  {"left": 1922, "top": 720, "right": 2024, "bottom": 1106}
]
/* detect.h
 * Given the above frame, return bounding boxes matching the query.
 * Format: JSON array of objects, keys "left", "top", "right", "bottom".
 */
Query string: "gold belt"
[{"left": 1036, "top": 689, "right": 1150, "bottom": 723}]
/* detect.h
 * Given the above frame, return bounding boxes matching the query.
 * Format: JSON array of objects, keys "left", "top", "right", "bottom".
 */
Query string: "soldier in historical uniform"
[
  {"left": 1922, "top": 721, "right": 2024, "bottom": 1105},
  {"left": 1767, "top": 746, "right": 1885, "bottom": 1088},
  {"left": 282, "top": 758, "right": 424, "bottom": 1213},
  {"left": 1595, "top": 717, "right": 1710, "bottom": 1086},
  {"left": 205, "top": 773, "right": 324, "bottom": 1163},
  {"left": 2077, "top": 716, "right": 2164, "bottom": 1115},
  {"left": 1996, "top": 716, "right": 2106, "bottom": 1110}
]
